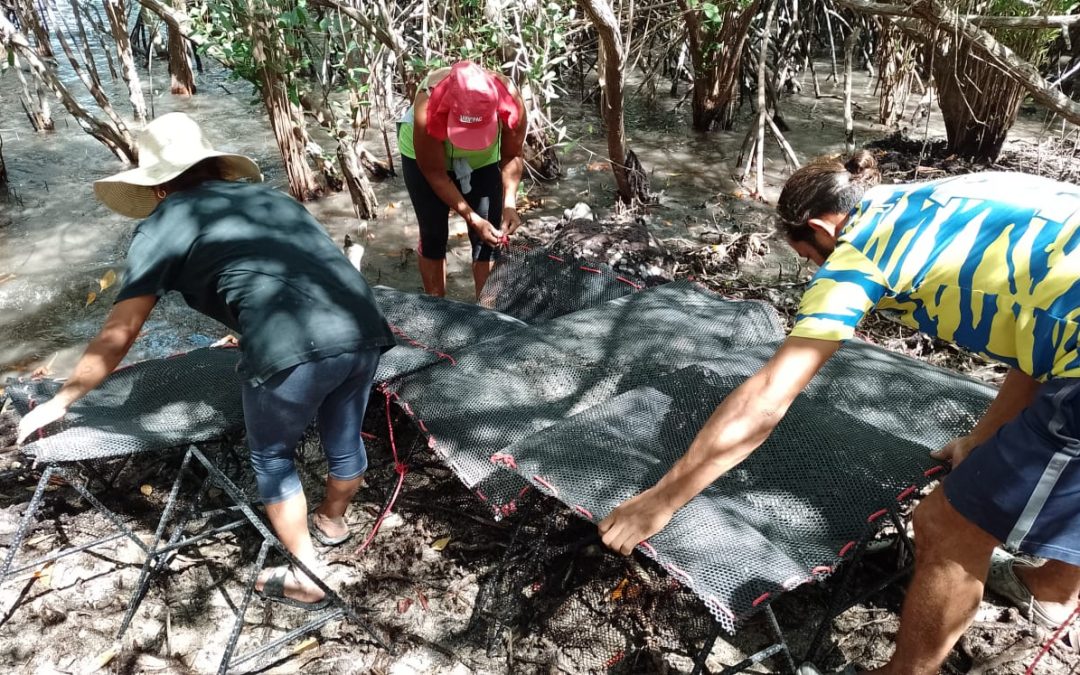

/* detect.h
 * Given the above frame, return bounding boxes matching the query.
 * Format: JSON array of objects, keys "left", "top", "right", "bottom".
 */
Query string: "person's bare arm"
[
  {"left": 932, "top": 367, "right": 1042, "bottom": 466},
  {"left": 598, "top": 336, "right": 841, "bottom": 555},
  {"left": 17, "top": 295, "right": 157, "bottom": 443},
  {"left": 499, "top": 88, "right": 527, "bottom": 235},
  {"left": 413, "top": 92, "right": 501, "bottom": 246}
]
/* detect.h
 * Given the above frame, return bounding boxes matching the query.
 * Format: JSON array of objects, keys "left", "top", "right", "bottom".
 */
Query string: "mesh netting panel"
[
  {"left": 388, "top": 282, "right": 786, "bottom": 514},
  {"left": 5, "top": 348, "right": 244, "bottom": 463},
  {"left": 372, "top": 286, "right": 527, "bottom": 383},
  {"left": 806, "top": 339, "right": 995, "bottom": 449},
  {"left": 477, "top": 246, "right": 643, "bottom": 323},
  {"left": 497, "top": 352, "right": 989, "bottom": 633}
]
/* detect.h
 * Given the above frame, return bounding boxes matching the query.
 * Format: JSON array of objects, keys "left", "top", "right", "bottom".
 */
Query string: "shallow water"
[{"left": 0, "top": 14, "right": 1058, "bottom": 380}]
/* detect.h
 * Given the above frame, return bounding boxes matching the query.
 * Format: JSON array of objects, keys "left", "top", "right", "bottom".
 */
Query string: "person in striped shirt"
[{"left": 599, "top": 151, "right": 1080, "bottom": 674}]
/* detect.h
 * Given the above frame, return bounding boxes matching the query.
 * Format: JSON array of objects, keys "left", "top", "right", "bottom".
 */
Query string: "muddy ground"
[{"left": 0, "top": 396, "right": 1076, "bottom": 675}]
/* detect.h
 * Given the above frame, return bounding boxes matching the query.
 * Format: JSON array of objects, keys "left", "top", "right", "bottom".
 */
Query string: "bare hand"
[
  {"left": 501, "top": 208, "right": 522, "bottom": 235},
  {"left": 468, "top": 214, "right": 503, "bottom": 247},
  {"left": 598, "top": 489, "right": 676, "bottom": 556},
  {"left": 931, "top": 434, "right": 982, "bottom": 466},
  {"left": 16, "top": 399, "right": 69, "bottom": 445},
  {"left": 212, "top": 334, "right": 239, "bottom": 348}
]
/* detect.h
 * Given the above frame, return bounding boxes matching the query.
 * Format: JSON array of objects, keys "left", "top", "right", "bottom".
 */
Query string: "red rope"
[
  {"left": 354, "top": 389, "right": 409, "bottom": 555},
  {"left": 389, "top": 325, "right": 457, "bottom": 365},
  {"left": 1026, "top": 604, "right": 1080, "bottom": 674}
]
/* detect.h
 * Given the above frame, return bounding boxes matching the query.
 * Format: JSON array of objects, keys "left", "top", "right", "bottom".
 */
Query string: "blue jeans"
[{"left": 242, "top": 349, "right": 380, "bottom": 504}]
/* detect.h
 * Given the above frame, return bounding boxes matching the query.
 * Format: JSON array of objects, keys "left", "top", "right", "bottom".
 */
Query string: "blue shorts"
[{"left": 945, "top": 377, "right": 1080, "bottom": 566}]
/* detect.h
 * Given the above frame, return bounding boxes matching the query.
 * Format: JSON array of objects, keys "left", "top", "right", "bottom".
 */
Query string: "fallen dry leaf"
[
  {"left": 85, "top": 291, "right": 97, "bottom": 307},
  {"left": 139, "top": 484, "right": 153, "bottom": 497},
  {"left": 397, "top": 597, "right": 413, "bottom": 614},
  {"left": 430, "top": 536, "right": 451, "bottom": 551},
  {"left": 33, "top": 562, "right": 54, "bottom": 589},
  {"left": 609, "top": 577, "right": 628, "bottom": 602},
  {"left": 89, "top": 645, "right": 117, "bottom": 672},
  {"left": 291, "top": 636, "right": 318, "bottom": 655},
  {"left": 98, "top": 269, "right": 117, "bottom": 292},
  {"left": 416, "top": 587, "right": 429, "bottom": 611}
]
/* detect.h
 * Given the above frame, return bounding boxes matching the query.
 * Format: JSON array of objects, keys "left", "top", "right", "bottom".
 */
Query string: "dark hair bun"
[{"left": 844, "top": 149, "right": 880, "bottom": 186}]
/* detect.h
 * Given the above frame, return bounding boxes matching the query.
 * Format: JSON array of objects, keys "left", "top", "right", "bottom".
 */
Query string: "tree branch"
[
  {"left": 909, "top": 0, "right": 1080, "bottom": 128},
  {"left": 308, "top": 0, "right": 405, "bottom": 57},
  {"left": 836, "top": 0, "right": 1080, "bottom": 29},
  {"left": 133, "top": 0, "right": 205, "bottom": 45},
  {"left": 0, "top": 14, "right": 136, "bottom": 162}
]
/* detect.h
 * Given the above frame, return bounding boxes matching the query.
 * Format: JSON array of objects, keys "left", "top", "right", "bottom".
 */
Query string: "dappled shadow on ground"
[{"left": 0, "top": 400, "right": 1075, "bottom": 673}]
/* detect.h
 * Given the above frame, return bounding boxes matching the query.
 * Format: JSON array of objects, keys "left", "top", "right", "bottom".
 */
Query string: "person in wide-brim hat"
[
  {"left": 21, "top": 112, "right": 396, "bottom": 610},
  {"left": 93, "top": 111, "right": 263, "bottom": 219}
]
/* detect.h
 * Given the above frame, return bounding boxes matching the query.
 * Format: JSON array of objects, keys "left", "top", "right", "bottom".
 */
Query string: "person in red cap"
[{"left": 398, "top": 60, "right": 527, "bottom": 297}]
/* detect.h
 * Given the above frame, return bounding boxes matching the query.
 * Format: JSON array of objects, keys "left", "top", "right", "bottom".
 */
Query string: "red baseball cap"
[{"left": 428, "top": 61, "right": 519, "bottom": 151}]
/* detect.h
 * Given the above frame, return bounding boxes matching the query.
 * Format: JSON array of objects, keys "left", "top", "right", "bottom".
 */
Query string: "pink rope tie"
[
  {"left": 355, "top": 390, "right": 408, "bottom": 555},
  {"left": 388, "top": 324, "right": 457, "bottom": 366},
  {"left": 867, "top": 508, "right": 889, "bottom": 523},
  {"left": 532, "top": 475, "right": 558, "bottom": 496},
  {"left": 489, "top": 452, "right": 518, "bottom": 469},
  {"left": 1026, "top": 603, "right": 1080, "bottom": 674}
]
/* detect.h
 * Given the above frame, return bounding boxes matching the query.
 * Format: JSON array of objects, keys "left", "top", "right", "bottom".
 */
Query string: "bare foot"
[{"left": 255, "top": 566, "right": 325, "bottom": 604}]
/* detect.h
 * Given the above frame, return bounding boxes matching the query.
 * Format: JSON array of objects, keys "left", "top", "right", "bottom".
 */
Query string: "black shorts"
[{"left": 401, "top": 155, "right": 503, "bottom": 262}]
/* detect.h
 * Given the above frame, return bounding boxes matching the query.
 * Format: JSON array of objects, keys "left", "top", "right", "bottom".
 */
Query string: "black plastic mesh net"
[
  {"left": 477, "top": 245, "right": 645, "bottom": 324},
  {"left": 493, "top": 348, "right": 994, "bottom": 632},
  {"left": 386, "top": 280, "right": 787, "bottom": 515},
  {"left": 5, "top": 347, "right": 245, "bottom": 463},
  {"left": 803, "top": 339, "right": 995, "bottom": 451},
  {"left": 1, "top": 242, "right": 1000, "bottom": 647},
  {"left": 372, "top": 286, "right": 527, "bottom": 383}
]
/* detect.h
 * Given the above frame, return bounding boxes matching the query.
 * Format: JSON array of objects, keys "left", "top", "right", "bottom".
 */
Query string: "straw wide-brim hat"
[{"left": 93, "top": 112, "right": 263, "bottom": 219}]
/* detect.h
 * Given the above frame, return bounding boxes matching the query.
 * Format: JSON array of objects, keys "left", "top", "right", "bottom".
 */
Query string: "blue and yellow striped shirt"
[{"left": 790, "top": 172, "right": 1080, "bottom": 380}]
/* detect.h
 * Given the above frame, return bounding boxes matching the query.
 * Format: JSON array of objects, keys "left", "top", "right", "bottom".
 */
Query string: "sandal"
[
  {"left": 985, "top": 551, "right": 1064, "bottom": 630},
  {"left": 308, "top": 512, "right": 351, "bottom": 547},
  {"left": 256, "top": 566, "right": 332, "bottom": 611}
]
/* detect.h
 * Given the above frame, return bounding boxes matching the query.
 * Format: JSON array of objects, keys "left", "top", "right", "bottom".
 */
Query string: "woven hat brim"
[{"left": 93, "top": 152, "right": 263, "bottom": 219}]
